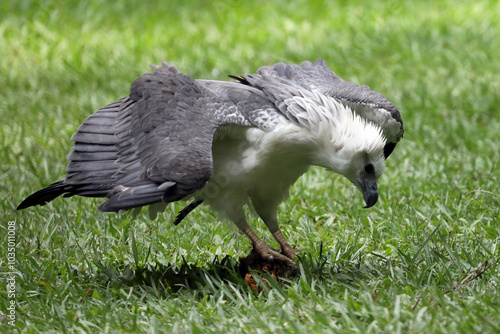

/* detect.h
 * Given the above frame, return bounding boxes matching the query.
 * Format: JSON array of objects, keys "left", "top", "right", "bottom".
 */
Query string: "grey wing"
[
  {"left": 67, "top": 62, "right": 261, "bottom": 213},
  {"left": 244, "top": 59, "right": 404, "bottom": 158},
  {"left": 298, "top": 59, "right": 403, "bottom": 145},
  {"left": 197, "top": 79, "right": 289, "bottom": 131},
  {"left": 102, "top": 62, "right": 256, "bottom": 212},
  {"left": 17, "top": 99, "right": 128, "bottom": 212},
  {"left": 65, "top": 99, "right": 125, "bottom": 196}
]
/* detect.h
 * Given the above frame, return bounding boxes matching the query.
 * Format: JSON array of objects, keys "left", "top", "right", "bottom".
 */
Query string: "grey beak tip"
[
  {"left": 362, "top": 182, "right": 378, "bottom": 208},
  {"left": 363, "top": 201, "right": 378, "bottom": 209}
]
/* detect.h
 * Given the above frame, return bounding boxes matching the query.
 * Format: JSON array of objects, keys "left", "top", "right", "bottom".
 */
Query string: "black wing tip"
[
  {"left": 16, "top": 180, "right": 67, "bottom": 210},
  {"left": 173, "top": 199, "right": 203, "bottom": 225},
  {"left": 16, "top": 200, "right": 36, "bottom": 210},
  {"left": 228, "top": 74, "right": 251, "bottom": 86},
  {"left": 383, "top": 142, "right": 397, "bottom": 160}
]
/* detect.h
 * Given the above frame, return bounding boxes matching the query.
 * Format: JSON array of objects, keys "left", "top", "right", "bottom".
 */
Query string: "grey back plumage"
[{"left": 242, "top": 59, "right": 404, "bottom": 154}]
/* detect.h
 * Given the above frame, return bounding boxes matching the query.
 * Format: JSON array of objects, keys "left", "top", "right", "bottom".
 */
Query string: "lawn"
[{"left": 1, "top": 0, "right": 500, "bottom": 332}]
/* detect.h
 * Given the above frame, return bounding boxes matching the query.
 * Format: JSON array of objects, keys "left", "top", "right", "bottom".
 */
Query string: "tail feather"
[
  {"left": 98, "top": 184, "right": 166, "bottom": 212},
  {"left": 17, "top": 181, "right": 69, "bottom": 210}
]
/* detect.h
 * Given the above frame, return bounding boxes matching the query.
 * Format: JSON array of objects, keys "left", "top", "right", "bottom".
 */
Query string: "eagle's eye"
[{"left": 364, "top": 163, "right": 375, "bottom": 174}]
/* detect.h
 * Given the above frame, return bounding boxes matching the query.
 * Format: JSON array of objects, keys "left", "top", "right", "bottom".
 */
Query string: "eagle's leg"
[
  {"left": 250, "top": 198, "right": 301, "bottom": 262},
  {"left": 229, "top": 206, "right": 296, "bottom": 266},
  {"left": 242, "top": 227, "right": 296, "bottom": 267},
  {"left": 271, "top": 230, "right": 301, "bottom": 260}
]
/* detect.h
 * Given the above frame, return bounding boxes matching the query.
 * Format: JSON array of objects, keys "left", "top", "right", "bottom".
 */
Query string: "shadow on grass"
[
  {"left": 90, "top": 250, "right": 376, "bottom": 296},
  {"left": 93, "top": 255, "right": 247, "bottom": 294}
]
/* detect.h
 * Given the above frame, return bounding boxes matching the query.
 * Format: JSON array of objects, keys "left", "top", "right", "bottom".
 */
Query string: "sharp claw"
[
  {"left": 252, "top": 242, "right": 297, "bottom": 267},
  {"left": 281, "top": 247, "right": 301, "bottom": 260},
  {"left": 240, "top": 228, "right": 299, "bottom": 268}
]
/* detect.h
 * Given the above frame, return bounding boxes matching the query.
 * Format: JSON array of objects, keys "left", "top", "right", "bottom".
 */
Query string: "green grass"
[{"left": 1, "top": 0, "right": 500, "bottom": 332}]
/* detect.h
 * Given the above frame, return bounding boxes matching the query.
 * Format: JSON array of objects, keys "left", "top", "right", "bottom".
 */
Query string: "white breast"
[{"left": 200, "top": 124, "right": 311, "bottom": 218}]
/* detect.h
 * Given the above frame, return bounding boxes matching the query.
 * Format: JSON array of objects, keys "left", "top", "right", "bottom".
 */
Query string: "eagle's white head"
[{"left": 290, "top": 93, "right": 387, "bottom": 208}]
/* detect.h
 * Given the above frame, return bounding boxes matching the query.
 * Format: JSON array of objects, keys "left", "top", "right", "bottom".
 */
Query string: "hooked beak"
[{"left": 361, "top": 180, "right": 378, "bottom": 208}]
